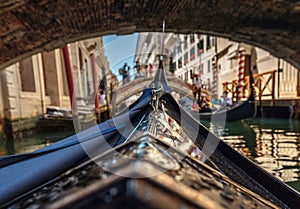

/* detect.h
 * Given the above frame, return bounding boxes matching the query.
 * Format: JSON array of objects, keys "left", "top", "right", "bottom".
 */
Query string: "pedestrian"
[
  {"left": 192, "top": 74, "right": 201, "bottom": 99},
  {"left": 99, "top": 90, "right": 106, "bottom": 104},
  {"left": 122, "top": 63, "right": 130, "bottom": 84},
  {"left": 149, "top": 63, "right": 153, "bottom": 78},
  {"left": 134, "top": 60, "right": 141, "bottom": 78}
]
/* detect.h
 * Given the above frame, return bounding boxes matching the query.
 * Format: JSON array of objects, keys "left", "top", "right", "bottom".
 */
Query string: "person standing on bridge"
[
  {"left": 134, "top": 60, "right": 141, "bottom": 78},
  {"left": 122, "top": 63, "right": 130, "bottom": 84},
  {"left": 149, "top": 63, "right": 153, "bottom": 78},
  {"left": 192, "top": 74, "right": 201, "bottom": 100}
]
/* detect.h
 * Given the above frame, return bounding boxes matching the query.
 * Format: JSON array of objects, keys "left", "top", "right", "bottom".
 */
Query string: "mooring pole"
[
  {"left": 90, "top": 53, "right": 99, "bottom": 121},
  {"left": 62, "top": 45, "right": 80, "bottom": 130}
]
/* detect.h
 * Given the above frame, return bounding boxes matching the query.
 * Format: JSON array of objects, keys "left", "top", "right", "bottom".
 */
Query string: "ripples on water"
[
  {"left": 0, "top": 131, "right": 74, "bottom": 156},
  {"left": 208, "top": 118, "right": 300, "bottom": 192},
  {"left": 0, "top": 118, "right": 299, "bottom": 192}
]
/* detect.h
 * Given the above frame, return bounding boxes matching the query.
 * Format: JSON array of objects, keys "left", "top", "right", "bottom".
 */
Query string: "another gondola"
[{"left": 181, "top": 72, "right": 256, "bottom": 122}]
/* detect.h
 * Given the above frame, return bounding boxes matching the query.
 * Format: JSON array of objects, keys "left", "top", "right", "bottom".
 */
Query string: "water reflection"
[
  {"left": 209, "top": 118, "right": 300, "bottom": 192},
  {"left": 0, "top": 118, "right": 299, "bottom": 192},
  {"left": 0, "top": 131, "right": 74, "bottom": 156}
]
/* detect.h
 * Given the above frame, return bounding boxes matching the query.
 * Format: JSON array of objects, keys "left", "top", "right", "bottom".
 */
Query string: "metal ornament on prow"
[{"left": 150, "top": 84, "right": 162, "bottom": 111}]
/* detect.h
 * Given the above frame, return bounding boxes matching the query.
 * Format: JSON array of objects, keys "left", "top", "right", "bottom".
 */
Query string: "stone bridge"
[
  {"left": 114, "top": 75, "right": 193, "bottom": 107},
  {"left": 0, "top": 0, "right": 299, "bottom": 70}
]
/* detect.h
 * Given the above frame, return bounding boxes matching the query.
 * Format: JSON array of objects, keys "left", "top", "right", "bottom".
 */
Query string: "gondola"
[
  {"left": 181, "top": 72, "right": 256, "bottom": 122},
  {"left": 0, "top": 57, "right": 299, "bottom": 209}
]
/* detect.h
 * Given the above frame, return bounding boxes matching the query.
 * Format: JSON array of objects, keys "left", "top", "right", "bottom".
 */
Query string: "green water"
[
  {"left": 208, "top": 118, "right": 300, "bottom": 193},
  {"left": 0, "top": 118, "right": 299, "bottom": 193},
  {"left": 0, "top": 131, "right": 74, "bottom": 156}
]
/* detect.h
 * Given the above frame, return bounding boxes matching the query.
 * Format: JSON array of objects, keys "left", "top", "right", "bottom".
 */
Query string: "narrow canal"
[
  {"left": 209, "top": 118, "right": 300, "bottom": 193},
  {"left": 0, "top": 118, "right": 299, "bottom": 193},
  {"left": 0, "top": 131, "right": 74, "bottom": 156}
]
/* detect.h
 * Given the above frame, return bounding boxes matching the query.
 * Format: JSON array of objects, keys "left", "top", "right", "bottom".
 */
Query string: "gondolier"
[{"left": 192, "top": 74, "right": 201, "bottom": 99}]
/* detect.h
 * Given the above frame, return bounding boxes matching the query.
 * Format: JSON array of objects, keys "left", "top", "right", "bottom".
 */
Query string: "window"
[
  {"left": 197, "top": 40, "right": 204, "bottom": 54},
  {"left": 206, "top": 35, "right": 211, "bottom": 50},
  {"left": 171, "top": 62, "right": 176, "bottom": 72},
  {"left": 185, "top": 71, "right": 188, "bottom": 82},
  {"left": 177, "top": 45, "right": 182, "bottom": 54},
  {"left": 207, "top": 60, "right": 211, "bottom": 73},
  {"left": 190, "top": 47, "right": 195, "bottom": 61},
  {"left": 178, "top": 57, "right": 182, "bottom": 68},
  {"left": 169, "top": 56, "right": 176, "bottom": 73},
  {"left": 19, "top": 57, "right": 36, "bottom": 92},
  {"left": 42, "top": 51, "right": 57, "bottom": 96},
  {"left": 184, "top": 52, "right": 188, "bottom": 64},
  {"left": 190, "top": 34, "right": 195, "bottom": 44},
  {"left": 200, "top": 64, "right": 204, "bottom": 72},
  {"left": 211, "top": 37, "right": 215, "bottom": 47},
  {"left": 184, "top": 35, "right": 188, "bottom": 49}
]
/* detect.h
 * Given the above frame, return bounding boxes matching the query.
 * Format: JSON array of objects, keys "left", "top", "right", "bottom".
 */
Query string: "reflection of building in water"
[
  {"left": 221, "top": 135, "right": 252, "bottom": 158},
  {"left": 253, "top": 127, "right": 300, "bottom": 183},
  {"left": 219, "top": 120, "right": 300, "bottom": 186}
]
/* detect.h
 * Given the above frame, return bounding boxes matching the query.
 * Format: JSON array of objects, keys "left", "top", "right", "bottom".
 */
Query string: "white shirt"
[{"left": 99, "top": 94, "right": 106, "bottom": 103}]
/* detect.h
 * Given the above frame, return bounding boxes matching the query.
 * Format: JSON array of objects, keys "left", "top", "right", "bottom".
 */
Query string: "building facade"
[
  {"left": 134, "top": 32, "right": 164, "bottom": 75},
  {"left": 0, "top": 37, "right": 112, "bottom": 134},
  {"left": 136, "top": 32, "right": 300, "bottom": 104}
]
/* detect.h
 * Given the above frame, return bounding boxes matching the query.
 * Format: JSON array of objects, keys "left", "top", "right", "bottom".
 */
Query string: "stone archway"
[{"left": 0, "top": 0, "right": 299, "bottom": 69}]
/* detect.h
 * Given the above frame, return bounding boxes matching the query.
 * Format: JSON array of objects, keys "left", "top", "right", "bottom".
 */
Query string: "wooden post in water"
[
  {"left": 271, "top": 70, "right": 276, "bottom": 106},
  {"left": 62, "top": 45, "right": 80, "bottom": 130},
  {"left": 90, "top": 53, "right": 99, "bottom": 122}
]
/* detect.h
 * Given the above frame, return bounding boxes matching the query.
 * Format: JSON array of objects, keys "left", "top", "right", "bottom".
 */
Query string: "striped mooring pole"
[
  {"left": 237, "top": 47, "right": 246, "bottom": 101},
  {"left": 212, "top": 57, "right": 218, "bottom": 99}
]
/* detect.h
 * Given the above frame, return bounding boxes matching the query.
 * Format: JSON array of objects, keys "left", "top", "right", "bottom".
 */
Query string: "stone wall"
[{"left": 0, "top": 0, "right": 299, "bottom": 70}]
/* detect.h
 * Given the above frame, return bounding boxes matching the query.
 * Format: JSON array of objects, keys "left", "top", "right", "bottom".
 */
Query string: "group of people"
[
  {"left": 119, "top": 61, "right": 154, "bottom": 84},
  {"left": 134, "top": 60, "right": 154, "bottom": 78},
  {"left": 191, "top": 74, "right": 213, "bottom": 113},
  {"left": 191, "top": 74, "right": 233, "bottom": 113}
]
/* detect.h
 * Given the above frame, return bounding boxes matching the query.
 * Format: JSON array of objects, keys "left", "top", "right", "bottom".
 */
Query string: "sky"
[{"left": 102, "top": 34, "right": 138, "bottom": 81}]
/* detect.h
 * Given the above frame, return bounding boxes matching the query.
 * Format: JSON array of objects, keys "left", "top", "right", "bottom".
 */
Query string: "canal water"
[
  {"left": 0, "top": 118, "right": 299, "bottom": 193},
  {"left": 0, "top": 131, "right": 74, "bottom": 156},
  {"left": 208, "top": 118, "right": 300, "bottom": 193}
]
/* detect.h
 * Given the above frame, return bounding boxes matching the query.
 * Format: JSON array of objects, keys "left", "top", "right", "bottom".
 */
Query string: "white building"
[
  {"left": 167, "top": 34, "right": 216, "bottom": 95},
  {"left": 135, "top": 32, "right": 300, "bottom": 102},
  {"left": 134, "top": 32, "right": 165, "bottom": 77}
]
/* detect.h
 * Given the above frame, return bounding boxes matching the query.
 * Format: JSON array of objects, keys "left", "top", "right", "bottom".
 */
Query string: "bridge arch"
[{"left": 0, "top": 0, "right": 299, "bottom": 69}]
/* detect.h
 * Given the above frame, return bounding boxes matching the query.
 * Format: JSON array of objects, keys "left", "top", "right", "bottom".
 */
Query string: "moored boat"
[{"left": 180, "top": 70, "right": 256, "bottom": 122}]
